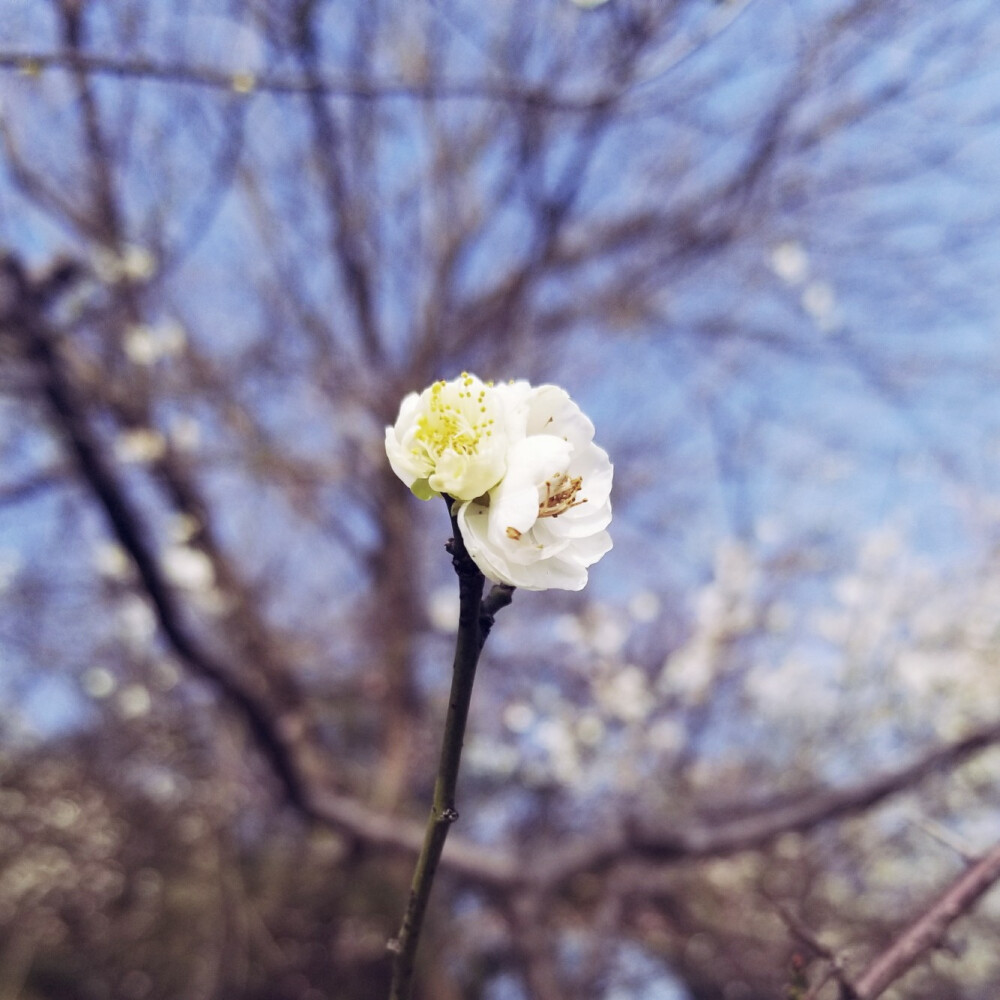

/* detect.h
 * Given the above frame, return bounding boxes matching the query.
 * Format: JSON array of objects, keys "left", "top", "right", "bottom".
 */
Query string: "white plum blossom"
[
  {"left": 456, "top": 384, "right": 612, "bottom": 591},
  {"left": 117, "top": 684, "right": 152, "bottom": 720},
  {"left": 123, "top": 321, "right": 187, "bottom": 365},
  {"left": 770, "top": 240, "right": 809, "bottom": 284},
  {"left": 81, "top": 666, "right": 116, "bottom": 699},
  {"left": 385, "top": 376, "right": 612, "bottom": 591},
  {"left": 161, "top": 545, "right": 214, "bottom": 591},
  {"left": 114, "top": 427, "right": 167, "bottom": 464},
  {"left": 426, "top": 586, "right": 460, "bottom": 632},
  {"left": 384, "top": 373, "right": 524, "bottom": 502}
]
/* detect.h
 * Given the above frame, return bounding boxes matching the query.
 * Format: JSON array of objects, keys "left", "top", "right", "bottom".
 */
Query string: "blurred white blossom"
[
  {"left": 150, "top": 658, "right": 181, "bottom": 692},
  {"left": 535, "top": 718, "right": 581, "bottom": 784},
  {"left": 628, "top": 589, "right": 660, "bottom": 623},
  {"left": 161, "top": 545, "right": 214, "bottom": 591},
  {"left": 582, "top": 604, "right": 629, "bottom": 656},
  {"left": 92, "top": 244, "right": 156, "bottom": 284},
  {"left": 114, "top": 428, "right": 167, "bottom": 464},
  {"left": 116, "top": 595, "right": 156, "bottom": 651},
  {"left": 646, "top": 717, "right": 684, "bottom": 754},
  {"left": 802, "top": 280, "right": 837, "bottom": 329},
  {"left": 426, "top": 586, "right": 460, "bottom": 632},
  {"left": 593, "top": 664, "right": 653, "bottom": 723},
  {"left": 575, "top": 713, "right": 605, "bottom": 746},
  {"left": 123, "top": 321, "right": 186, "bottom": 365},
  {"left": 770, "top": 240, "right": 809, "bottom": 284},
  {"left": 93, "top": 542, "right": 131, "bottom": 580},
  {"left": 548, "top": 616, "right": 583, "bottom": 650},
  {"left": 117, "top": 684, "right": 152, "bottom": 719},
  {"left": 502, "top": 701, "right": 535, "bottom": 734},
  {"left": 81, "top": 666, "right": 116, "bottom": 699},
  {"left": 168, "top": 513, "right": 201, "bottom": 544},
  {"left": 123, "top": 325, "right": 159, "bottom": 366},
  {"left": 659, "top": 640, "right": 715, "bottom": 703},
  {"left": 169, "top": 415, "right": 201, "bottom": 452},
  {"left": 465, "top": 738, "right": 519, "bottom": 778}
]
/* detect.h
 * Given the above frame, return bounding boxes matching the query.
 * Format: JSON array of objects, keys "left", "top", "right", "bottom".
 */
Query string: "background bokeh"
[{"left": 2, "top": 1, "right": 1000, "bottom": 998}]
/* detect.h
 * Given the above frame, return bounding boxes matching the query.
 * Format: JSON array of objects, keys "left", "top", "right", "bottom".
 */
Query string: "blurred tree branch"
[
  {"left": 0, "top": 49, "right": 619, "bottom": 109},
  {"left": 848, "top": 841, "right": 1000, "bottom": 999},
  {"left": 0, "top": 253, "right": 314, "bottom": 810}
]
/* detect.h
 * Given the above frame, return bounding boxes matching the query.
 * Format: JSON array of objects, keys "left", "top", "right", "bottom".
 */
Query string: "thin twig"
[
  {"left": 771, "top": 899, "right": 838, "bottom": 962},
  {"left": 769, "top": 897, "right": 853, "bottom": 1000},
  {"left": 387, "top": 497, "right": 512, "bottom": 999},
  {"left": 0, "top": 50, "right": 612, "bottom": 110}
]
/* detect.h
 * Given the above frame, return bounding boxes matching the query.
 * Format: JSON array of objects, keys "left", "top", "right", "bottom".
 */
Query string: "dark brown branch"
[
  {"left": 2, "top": 258, "right": 311, "bottom": 811},
  {"left": 293, "top": 7, "right": 382, "bottom": 364},
  {"left": 58, "top": 1, "right": 122, "bottom": 245},
  {"left": 308, "top": 714, "right": 1000, "bottom": 893}
]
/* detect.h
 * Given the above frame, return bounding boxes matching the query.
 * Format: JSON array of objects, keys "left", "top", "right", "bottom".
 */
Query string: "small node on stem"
[
  {"left": 385, "top": 937, "right": 402, "bottom": 955},
  {"left": 440, "top": 807, "right": 459, "bottom": 824}
]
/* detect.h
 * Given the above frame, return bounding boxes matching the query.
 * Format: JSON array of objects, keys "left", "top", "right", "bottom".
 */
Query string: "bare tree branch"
[
  {"left": 0, "top": 256, "right": 313, "bottom": 811},
  {"left": 848, "top": 841, "right": 1000, "bottom": 999},
  {"left": 0, "top": 50, "right": 616, "bottom": 110},
  {"left": 0, "top": 466, "right": 65, "bottom": 507},
  {"left": 525, "top": 716, "right": 1000, "bottom": 890}
]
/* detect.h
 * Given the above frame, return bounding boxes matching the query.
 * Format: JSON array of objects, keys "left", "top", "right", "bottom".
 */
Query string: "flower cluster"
[{"left": 386, "top": 374, "right": 613, "bottom": 591}]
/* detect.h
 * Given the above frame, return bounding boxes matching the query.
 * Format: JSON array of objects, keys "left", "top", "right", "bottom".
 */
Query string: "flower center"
[
  {"left": 413, "top": 374, "right": 494, "bottom": 458},
  {"left": 538, "top": 473, "right": 587, "bottom": 518}
]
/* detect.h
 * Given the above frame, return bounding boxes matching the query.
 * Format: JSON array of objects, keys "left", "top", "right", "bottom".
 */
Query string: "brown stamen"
[{"left": 538, "top": 474, "right": 587, "bottom": 519}]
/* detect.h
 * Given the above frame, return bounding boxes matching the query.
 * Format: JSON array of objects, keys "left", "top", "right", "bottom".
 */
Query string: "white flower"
[
  {"left": 457, "top": 385, "right": 612, "bottom": 591},
  {"left": 385, "top": 373, "right": 524, "bottom": 501},
  {"left": 93, "top": 542, "right": 131, "bottom": 580},
  {"left": 161, "top": 545, "right": 214, "bottom": 591},
  {"left": 770, "top": 240, "right": 809, "bottom": 284},
  {"left": 123, "top": 321, "right": 187, "bottom": 365},
  {"left": 114, "top": 428, "right": 167, "bottom": 464}
]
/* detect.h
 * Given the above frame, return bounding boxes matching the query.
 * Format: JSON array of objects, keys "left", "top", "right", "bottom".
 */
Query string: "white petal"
[
  {"left": 502, "top": 434, "right": 573, "bottom": 491},
  {"left": 458, "top": 500, "right": 517, "bottom": 586},
  {"left": 488, "top": 483, "right": 542, "bottom": 549},
  {"left": 526, "top": 386, "right": 595, "bottom": 452},
  {"left": 570, "top": 529, "right": 614, "bottom": 566},
  {"left": 488, "top": 435, "right": 572, "bottom": 544},
  {"left": 384, "top": 375, "right": 517, "bottom": 501},
  {"left": 514, "top": 555, "right": 589, "bottom": 592},
  {"left": 544, "top": 501, "right": 613, "bottom": 539}
]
